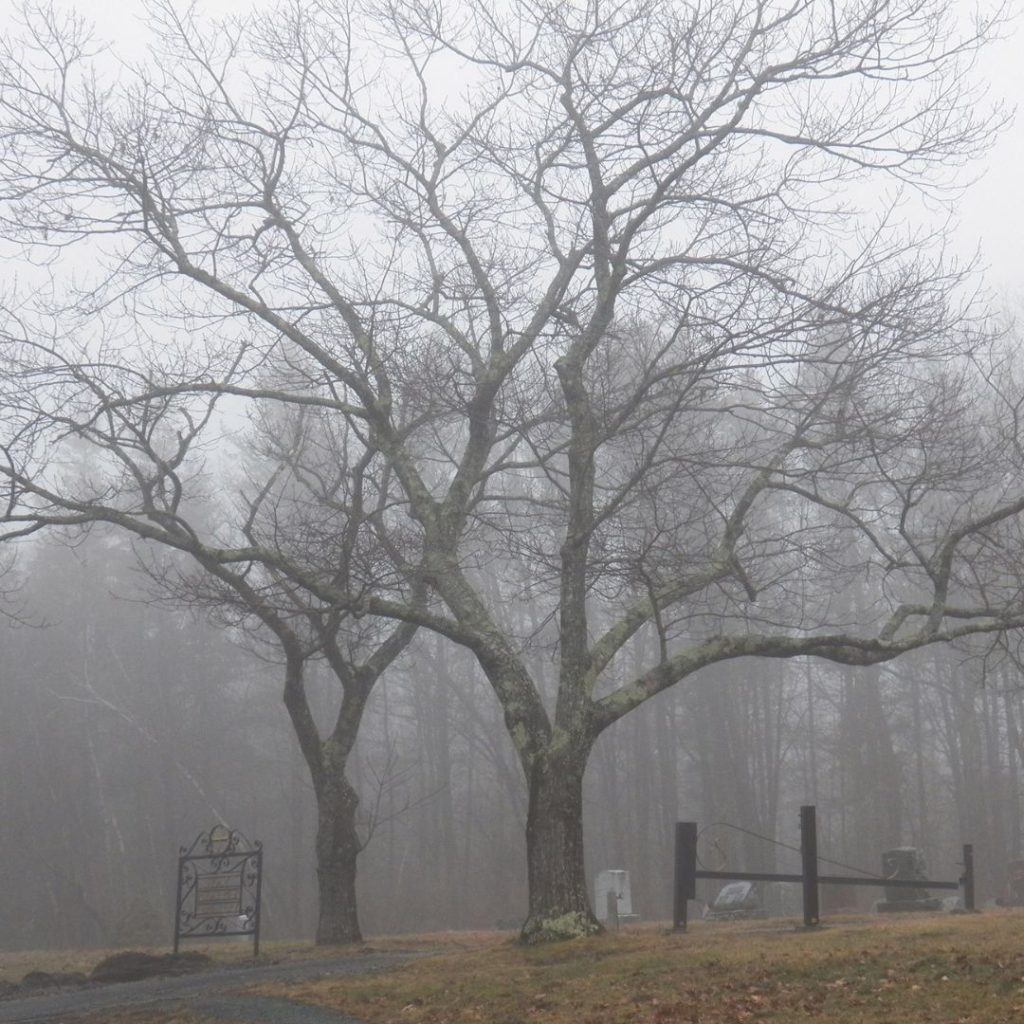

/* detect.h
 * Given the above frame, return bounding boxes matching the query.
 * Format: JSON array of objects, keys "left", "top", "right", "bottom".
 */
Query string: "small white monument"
[{"left": 595, "top": 869, "right": 638, "bottom": 923}]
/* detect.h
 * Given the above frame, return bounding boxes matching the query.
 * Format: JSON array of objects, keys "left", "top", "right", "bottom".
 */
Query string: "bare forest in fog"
[
  {"left": 1, "top": 527, "right": 1021, "bottom": 948},
  {"left": 2, "top": 0, "right": 1024, "bottom": 948}
]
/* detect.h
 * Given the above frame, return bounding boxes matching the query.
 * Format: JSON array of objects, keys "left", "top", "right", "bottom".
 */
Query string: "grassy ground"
[
  {"left": 9, "top": 912, "right": 1024, "bottom": 1023},
  {"left": 256, "top": 912, "right": 1024, "bottom": 1024}
]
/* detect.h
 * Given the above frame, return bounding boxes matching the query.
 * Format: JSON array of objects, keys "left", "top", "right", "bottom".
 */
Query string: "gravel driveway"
[{"left": 0, "top": 950, "right": 421, "bottom": 1024}]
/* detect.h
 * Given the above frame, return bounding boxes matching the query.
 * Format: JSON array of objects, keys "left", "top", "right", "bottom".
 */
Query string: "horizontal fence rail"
[
  {"left": 672, "top": 806, "right": 974, "bottom": 932},
  {"left": 689, "top": 870, "right": 960, "bottom": 890}
]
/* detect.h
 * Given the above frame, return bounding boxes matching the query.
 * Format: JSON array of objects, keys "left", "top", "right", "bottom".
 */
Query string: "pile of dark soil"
[
  {"left": 0, "top": 969, "right": 90, "bottom": 999},
  {"left": 0, "top": 950, "right": 214, "bottom": 1000},
  {"left": 90, "top": 950, "right": 213, "bottom": 983}
]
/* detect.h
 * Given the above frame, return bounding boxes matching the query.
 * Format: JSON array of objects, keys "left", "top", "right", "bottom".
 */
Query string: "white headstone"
[{"left": 595, "top": 868, "right": 633, "bottom": 921}]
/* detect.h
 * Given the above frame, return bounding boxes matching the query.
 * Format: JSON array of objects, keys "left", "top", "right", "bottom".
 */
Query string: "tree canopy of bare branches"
[{"left": 1, "top": 0, "right": 1021, "bottom": 940}]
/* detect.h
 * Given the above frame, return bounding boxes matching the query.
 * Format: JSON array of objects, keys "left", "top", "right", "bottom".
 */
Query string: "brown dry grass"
[
  {"left": 16, "top": 913, "right": 1024, "bottom": 1024},
  {"left": 253, "top": 911, "right": 1024, "bottom": 1024}
]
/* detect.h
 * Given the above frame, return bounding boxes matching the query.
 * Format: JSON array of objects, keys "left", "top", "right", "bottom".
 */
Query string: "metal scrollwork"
[{"left": 174, "top": 826, "right": 263, "bottom": 957}]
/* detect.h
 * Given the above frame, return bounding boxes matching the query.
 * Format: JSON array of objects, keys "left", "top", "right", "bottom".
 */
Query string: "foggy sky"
[{"left": 1, "top": 0, "right": 1019, "bottom": 294}]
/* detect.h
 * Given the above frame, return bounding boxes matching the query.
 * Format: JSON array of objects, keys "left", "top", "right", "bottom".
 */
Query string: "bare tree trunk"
[
  {"left": 313, "top": 770, "right": 363, "bottom": 945},
  {"left": 284, "top": 648, "right": 369, "bottom": 946},
  {"left": 521, "top": 746, "right": 598, "bottom": 942}
]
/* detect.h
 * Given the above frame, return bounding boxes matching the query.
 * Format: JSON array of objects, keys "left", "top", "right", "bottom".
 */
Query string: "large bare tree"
[{"left": 2, "top": 0, "right": 1023, "bottom": 942}]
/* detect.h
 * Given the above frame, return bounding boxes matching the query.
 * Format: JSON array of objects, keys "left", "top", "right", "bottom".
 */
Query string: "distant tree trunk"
[
  {"left": 982, "top": 688, "right": 1008, "bottom": 883},
  {"left": 521, "top": 743, "right": 598, "bottom": 942},
  {"left": 803, "top": 659, "right": 821, "bottom": 806},
  {"left": 594, "top": 734, "right": 625, "bottom": 867},
  {"left": 417, "top": 634, "right": 459, "bottom": 926},
  {"left": 654, "top": 694, "right": 679, "bottom": 828},
  {"left": 1004, "top": 688, "right": 1023, "bottom": 859},
  {"left": 631, "top": 712, "right": 654, "bottom": 917},
  {"left": 909, "top": 671, "right": 930, "bottom": 850},
  {"left": 839, "top": 664, "right": 903, "bottom": 860}
]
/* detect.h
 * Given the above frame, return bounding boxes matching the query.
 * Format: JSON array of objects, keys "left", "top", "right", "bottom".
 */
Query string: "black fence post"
[
  {"left": 961, "top": 844, "right": 975, "bottom": 913},
  {"left": 673, "top": 822, "right": 697, "bottom": 931},
  {"left": 800, "top": 805, "right": 820, "bottom": 928},
  {"left": 173, "top": 852, "right": 183, "bottom": 955}
]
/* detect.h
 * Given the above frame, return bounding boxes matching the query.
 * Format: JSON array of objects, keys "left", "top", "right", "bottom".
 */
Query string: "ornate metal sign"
[{"left": 174, "top": 825, "right": 263, "bottom": 956}]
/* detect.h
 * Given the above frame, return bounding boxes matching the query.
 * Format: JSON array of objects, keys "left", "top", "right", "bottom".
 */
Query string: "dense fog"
[
  {"left": 1, "top": 0, "right": 1023, "bottom": 950},
  {"left": 1, "top": 528, "right": 1018, "bottom": 949}
]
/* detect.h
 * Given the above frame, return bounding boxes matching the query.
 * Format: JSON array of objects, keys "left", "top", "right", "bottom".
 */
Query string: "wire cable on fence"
[{"left": 696, "top": 821, "right": 887, "bottom": 880}]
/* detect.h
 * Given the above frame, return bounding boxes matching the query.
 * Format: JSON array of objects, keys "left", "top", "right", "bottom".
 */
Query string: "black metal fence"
[{"left": 673, "top": 805, "right": 974, "bottom": 931}]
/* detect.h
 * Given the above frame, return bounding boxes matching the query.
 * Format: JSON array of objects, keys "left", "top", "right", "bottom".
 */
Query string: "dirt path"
[{"left": 0, "top": 950, "right": 420, "bottom": 1024}]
